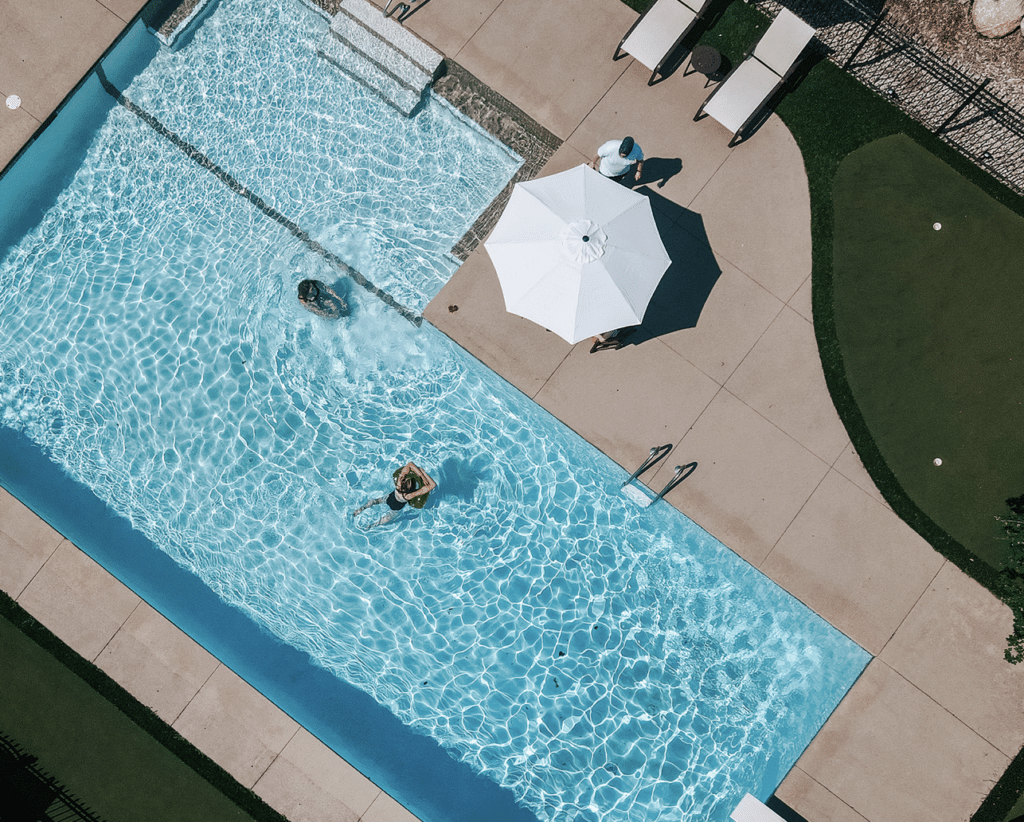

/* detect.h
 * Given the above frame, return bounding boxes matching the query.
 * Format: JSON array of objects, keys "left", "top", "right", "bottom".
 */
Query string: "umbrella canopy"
[{"left": 484, "top": 164, "right": 672, "bottom": 344}]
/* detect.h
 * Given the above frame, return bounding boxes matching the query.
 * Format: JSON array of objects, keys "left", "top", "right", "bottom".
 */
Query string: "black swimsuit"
[{"left": 385, "top": 490, "right": 407, "bottom": 511}]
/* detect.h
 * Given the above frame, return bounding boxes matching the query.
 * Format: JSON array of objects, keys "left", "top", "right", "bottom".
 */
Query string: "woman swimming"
[
  {"left": 352, "top": 461, "right": 437, "bottom": 528},
  {"left": 298, "top": 279, "right": 348, "bottom": 319}
]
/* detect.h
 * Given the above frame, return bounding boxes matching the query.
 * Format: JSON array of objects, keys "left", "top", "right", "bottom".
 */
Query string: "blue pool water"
[{"left": 0, "top": 1, "right": 870, "bottom": 820}]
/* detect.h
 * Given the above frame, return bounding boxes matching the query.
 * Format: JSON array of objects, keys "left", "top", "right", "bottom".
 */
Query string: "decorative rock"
[{"left": 972, "top": 0, "right": 1024, "bottom": 38}]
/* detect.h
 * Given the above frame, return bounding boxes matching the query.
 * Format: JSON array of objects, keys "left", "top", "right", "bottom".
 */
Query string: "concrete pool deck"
[{"left": 2, "top": 0, "right": 1024, "bottom": 821}]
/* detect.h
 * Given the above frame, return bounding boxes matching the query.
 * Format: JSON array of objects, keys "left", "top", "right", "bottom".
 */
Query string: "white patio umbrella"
[{"left": 484, "top": 164, "right": 671, "bottom": 344}]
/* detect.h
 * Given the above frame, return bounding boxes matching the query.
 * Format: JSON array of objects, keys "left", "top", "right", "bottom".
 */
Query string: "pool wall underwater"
[{"left": 0, "top": 3, "right": 870, "bottom": 822}]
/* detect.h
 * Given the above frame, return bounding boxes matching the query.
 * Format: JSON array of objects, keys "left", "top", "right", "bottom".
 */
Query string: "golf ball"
[
  {"left": 934, "top": 458, "right": 942, "bottom": 466},
  {"left": 933, "top": 222, "right": 942, "bottom": 230}
]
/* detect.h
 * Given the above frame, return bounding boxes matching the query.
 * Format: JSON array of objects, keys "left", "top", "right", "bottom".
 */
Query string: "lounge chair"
[
  {"left": 614, "top": 0, "right": 715, "bottom": 86},
  {"left": 730, "top": 794, "right": 786, "bottom": 822},
  {"left": 694, "top": 8, "right": 815, "bottom": 145}
]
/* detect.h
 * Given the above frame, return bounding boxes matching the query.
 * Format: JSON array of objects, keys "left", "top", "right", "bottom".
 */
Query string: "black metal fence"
[
  {"left": 0, "top": 733, "right": 107, "bottom": 822},
  {"left": 750, "top": 0, "right": 1024, "bottom": 196}
]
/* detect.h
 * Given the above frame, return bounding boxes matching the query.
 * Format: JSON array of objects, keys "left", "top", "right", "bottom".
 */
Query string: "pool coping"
[{"left": 432, "top": 58, "right": 561, "bottom": 260}]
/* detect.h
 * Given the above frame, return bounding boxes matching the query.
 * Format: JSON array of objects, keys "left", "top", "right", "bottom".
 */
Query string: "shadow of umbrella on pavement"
[{"left": 627, "top": 186, "right": 723, "bottom": 343}]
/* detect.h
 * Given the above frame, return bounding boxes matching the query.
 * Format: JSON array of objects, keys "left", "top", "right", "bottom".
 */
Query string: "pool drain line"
[{"left": 94, "top": 65, "right": 422, "bottom": 327}]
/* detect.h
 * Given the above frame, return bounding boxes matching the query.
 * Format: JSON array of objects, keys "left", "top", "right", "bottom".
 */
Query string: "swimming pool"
[{"left": 0, "top": 1, "right": 870, "bottom": 820}]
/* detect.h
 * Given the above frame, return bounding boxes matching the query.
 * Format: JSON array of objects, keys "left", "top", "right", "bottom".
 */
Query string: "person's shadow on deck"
[
  {"left": 622, "top": 187, "right": 723, "bottom": 344},
  {"left": 621, "top": 157, "right": 683, "bottom": 190}
]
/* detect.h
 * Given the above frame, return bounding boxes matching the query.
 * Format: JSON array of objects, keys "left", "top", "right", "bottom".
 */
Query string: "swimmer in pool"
[
  {"left": 298, "top": 279, "right": 348, "bottom": 319},
  {"left": 353, "top": 461, "right": 436, "bottom": 528}
]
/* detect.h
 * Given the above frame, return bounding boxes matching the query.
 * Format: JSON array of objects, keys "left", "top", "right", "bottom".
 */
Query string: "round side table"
[{"left": 687, "top": 45, "right": 722, "bottom": 86}]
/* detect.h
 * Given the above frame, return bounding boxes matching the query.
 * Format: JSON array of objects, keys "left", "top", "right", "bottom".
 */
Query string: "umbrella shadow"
[{"left": 626, "top": 187, "right": 723, "bottom": 343}]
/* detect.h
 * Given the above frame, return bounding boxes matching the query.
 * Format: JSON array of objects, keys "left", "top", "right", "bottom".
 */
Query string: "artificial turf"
[{"left": 832, "top": 134, "right": 1024, "bottom": 568}]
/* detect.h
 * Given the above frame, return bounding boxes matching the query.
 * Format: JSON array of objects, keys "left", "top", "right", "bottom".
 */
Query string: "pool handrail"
[
  {"left": 650, "top": 461, "right": 697, "bottom": 505},
  {"left": 622, "top": 444, "right": 673, "bottom": 488}
]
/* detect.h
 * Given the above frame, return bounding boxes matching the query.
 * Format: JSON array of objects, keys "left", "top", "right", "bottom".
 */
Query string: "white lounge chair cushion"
[
  {"left": 702, "top": 58, "right": 781, "bottom": 134},
  {"left": 621, "top": 0, "right": 698, "bottom": 70},
  {"left": 731, "top": 794, "right": 787, "bottom": 822},
  {"left": 753, "top": 9, "right": 816, "bottom": 73}
]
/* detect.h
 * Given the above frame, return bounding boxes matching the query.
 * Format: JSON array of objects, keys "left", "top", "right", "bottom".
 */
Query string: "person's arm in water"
[
  {"left": 303, "top": 299, "right": 335, "bottom": 318},
  {"left": 321, "top": 283, "right": 348, "bottom": 316}
]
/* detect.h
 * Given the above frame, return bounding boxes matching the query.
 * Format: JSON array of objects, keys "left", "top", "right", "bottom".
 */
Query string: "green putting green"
[{"left": 833, "top": 133, "right": 1024, "bottom": 568}]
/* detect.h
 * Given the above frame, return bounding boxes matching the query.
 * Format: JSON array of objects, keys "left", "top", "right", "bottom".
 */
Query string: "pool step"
[
  {"left": 319, "top": 0, "right": 444, "bottom": 117},
  {"left": 731, "top": 794, "right": 787, "bottom": 822},
  {"left": 317, "top": 35, "right": 423, "bottom": 115},
  {"left": 337, "top": 0, "right": 443, "bottom": 76}
]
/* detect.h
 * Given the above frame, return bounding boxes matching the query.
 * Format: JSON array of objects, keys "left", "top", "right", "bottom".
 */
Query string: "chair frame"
[
  {"left": 613, "top": 0, "right": 715, "bottom": 86},
  {"left": 589, "top": 326, "right": 637, "bottom": 353},
  {"left": 693, "top": 10, "right": 815, "bottom": 146}
]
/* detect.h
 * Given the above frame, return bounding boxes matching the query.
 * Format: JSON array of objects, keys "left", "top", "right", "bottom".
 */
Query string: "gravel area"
[{"left": 884, "top": 0, "right": 1024, "bottom": 109}]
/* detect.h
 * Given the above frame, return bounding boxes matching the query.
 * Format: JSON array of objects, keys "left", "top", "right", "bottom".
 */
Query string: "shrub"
[{"left": 998, "top": 495, "right": 1024, "bottom": 663}]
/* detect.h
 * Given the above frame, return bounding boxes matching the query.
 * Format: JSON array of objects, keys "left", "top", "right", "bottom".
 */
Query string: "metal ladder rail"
[
  {"left": 384, "top": 0, "right": 426, "bottom": 20},
  {"left": 622, "top": 444, "right": 672, "bottom": 488},
  {"left": 649, "top": 462, "right": 697, "bottom": 505}
]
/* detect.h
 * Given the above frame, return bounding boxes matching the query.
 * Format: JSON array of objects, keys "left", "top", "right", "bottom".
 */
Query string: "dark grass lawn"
[
  {"left": 0, "top": 592, "right": 285, "bottom": 822},
  {"left": 833, "top": 134, "right": 1024, "bottom": 569}
]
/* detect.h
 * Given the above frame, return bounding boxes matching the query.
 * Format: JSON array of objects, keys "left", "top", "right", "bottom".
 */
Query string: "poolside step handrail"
[
  {"left": 649, "top": 462, "right": 697, "bottom": 505},
  {"left": 622, "top": 444, "right": 672, "bottom": 488},
  {"left": 384, "top": 0, "right": 427, "bottom": 21}
]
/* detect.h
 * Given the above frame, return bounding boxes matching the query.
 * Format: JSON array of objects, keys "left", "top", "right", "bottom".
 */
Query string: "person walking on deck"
[{"left": 593, "top": 136, "right": 644, "bottom": 184}]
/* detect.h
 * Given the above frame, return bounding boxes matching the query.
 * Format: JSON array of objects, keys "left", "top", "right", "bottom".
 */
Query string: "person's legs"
[
  {"left": 370, "top": 509, "right": 399, "bottom": 528},
  {"left": 352, "top": 497, "right": 384, "bottom": 516}
]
